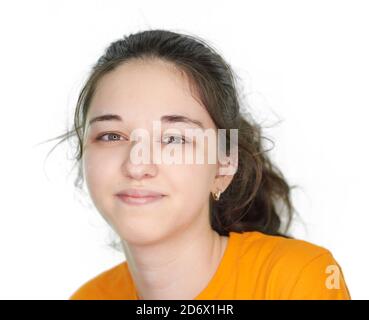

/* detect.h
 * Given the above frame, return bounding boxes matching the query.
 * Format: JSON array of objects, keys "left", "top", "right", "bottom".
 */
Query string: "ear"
[{"left": 212, "top": 151, "right": 238, "bottom": 193}]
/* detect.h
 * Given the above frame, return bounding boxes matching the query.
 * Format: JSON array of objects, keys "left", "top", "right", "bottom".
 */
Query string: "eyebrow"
[{"left": 88, "top": 113, "right": 204, "bottom": 129}]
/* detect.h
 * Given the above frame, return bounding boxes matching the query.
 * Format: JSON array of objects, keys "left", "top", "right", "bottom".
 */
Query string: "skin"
[{"left": 82, "top": 58, "right": 237, "bottom": 300}]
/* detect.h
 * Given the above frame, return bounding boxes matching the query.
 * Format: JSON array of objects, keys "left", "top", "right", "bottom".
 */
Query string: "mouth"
[{"left": 115, "top": 194, "right": 166, "bottom": 206}]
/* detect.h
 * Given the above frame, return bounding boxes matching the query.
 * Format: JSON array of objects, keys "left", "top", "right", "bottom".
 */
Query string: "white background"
[{"left": 0, "top": 0, "right": 368, "bottom": 299}]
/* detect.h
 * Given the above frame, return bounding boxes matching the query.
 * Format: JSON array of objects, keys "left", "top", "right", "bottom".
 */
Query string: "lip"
[
  {"left": 115, "top": 188, "right": 166, "bottom": 206},
  {"left": 116, "top": 194, "right": 165, "bottom": 205},
  {"left": 116, "top": 188, "right": 166, "bottom": 197}
]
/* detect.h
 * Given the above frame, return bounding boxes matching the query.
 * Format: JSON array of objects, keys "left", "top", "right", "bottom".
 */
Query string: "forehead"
[{"left": 87, "top": 59, "right": 211, "bottom": 126}]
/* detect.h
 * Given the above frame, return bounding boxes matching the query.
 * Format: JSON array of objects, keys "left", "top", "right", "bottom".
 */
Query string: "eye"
[
  {"left": 95, "top": 132, "right": 126, "bottom": 143},
  {"left": 162, "top": 135, "right": 188, "bottom": 145}
]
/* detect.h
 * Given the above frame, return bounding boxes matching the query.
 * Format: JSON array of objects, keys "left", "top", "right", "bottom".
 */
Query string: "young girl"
[{"left": 50, "top": 29, "right": 350, "bottom": 300}]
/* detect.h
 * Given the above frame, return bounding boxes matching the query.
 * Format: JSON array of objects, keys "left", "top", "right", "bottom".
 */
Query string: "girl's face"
[{"left": 82, "top": 59, "right": 230, "bottom": 245}]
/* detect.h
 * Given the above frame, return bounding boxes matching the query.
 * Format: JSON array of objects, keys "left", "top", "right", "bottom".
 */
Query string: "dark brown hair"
[{"left": 39, "top": 28, "right": 301, "bottom": 242}]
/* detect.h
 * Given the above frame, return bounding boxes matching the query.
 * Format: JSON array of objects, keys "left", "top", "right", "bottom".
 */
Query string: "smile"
[{"left": 116, "top": 194, "right": 166, "bottom": 205}]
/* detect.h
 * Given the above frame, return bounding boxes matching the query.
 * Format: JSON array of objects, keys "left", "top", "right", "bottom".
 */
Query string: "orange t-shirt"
[{"left": 69, "top": 231, "right": 351, "bottom": 300}]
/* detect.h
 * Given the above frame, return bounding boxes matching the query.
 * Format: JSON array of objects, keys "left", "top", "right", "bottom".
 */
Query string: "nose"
[{"left": 122, "top": 137, "right": 158, "bottom": 180}]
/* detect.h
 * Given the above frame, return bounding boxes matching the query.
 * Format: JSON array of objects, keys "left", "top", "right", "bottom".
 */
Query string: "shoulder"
[
  {"left": 233, "top": 231, "right": 351, "bottom": 299},
  {"left": 69, "top": 262, "right": 127, "bottom": 300},
  {"left": 234, "top": 230, "right": 331, "bottom": 263}
]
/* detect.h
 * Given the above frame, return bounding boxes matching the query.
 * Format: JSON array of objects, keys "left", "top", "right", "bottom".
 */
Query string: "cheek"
[
  {"left": 82, "top": 149, "right": 118, "bottom": 195},
  {"left": 166, "top": 163, "right": 214, "bottom": 204}
]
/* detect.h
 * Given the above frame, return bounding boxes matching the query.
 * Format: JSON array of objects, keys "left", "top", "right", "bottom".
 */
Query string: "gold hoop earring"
[{"left": 212, "top": 190, "right": 221, "bottom": 201}]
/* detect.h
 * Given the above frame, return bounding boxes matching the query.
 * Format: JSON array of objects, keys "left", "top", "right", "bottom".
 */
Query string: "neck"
[{"left": 122, "top": 228, "right": 228, "bottom": 300}]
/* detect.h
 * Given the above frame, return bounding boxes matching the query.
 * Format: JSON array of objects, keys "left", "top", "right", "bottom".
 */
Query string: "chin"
[{"left": 114, "top": 222, "right": 167, "bottom": 245}]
